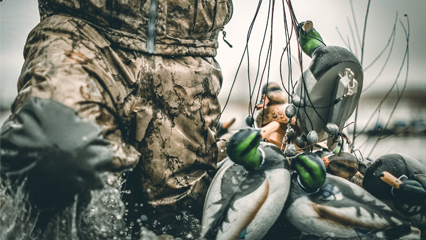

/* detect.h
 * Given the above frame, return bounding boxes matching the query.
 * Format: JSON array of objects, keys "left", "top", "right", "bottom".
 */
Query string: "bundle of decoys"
[{"left": 202, "top": 20, "right": 426, "bottom": 239}]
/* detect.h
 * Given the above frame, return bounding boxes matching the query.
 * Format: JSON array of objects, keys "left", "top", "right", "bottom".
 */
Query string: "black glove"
[{"left": 1, "top": 97, "right": 113, "bottom": 211}]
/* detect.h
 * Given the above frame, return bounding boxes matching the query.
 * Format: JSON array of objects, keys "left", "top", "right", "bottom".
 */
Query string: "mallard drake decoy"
[
  {"left": 202, "top": 128, "right": 331, "bottom": 240},
  {"left": 201, "top": 128, "right": 291, "bottom": 240},
  {"left": 293, "top": 20, "right": 363, "bottom": 150},
  {"left": 284, "top": 173, "right": 421, "bottom": 239},
  {"left": 363, "top": 153, "right": 426, "bottom": 229}
]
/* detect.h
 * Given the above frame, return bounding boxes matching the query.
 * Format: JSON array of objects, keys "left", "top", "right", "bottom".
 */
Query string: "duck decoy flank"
[
  {"left": 364, "top": 153, "right": 426, "bottom": 229},
  {"left": 201, "top": 129, "right": 291, "bottom": 240},
  {"left": 285, "top": 173, "right": 420, "bottom": 239}
]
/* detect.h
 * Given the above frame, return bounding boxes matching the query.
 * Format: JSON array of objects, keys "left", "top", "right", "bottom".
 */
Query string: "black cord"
[{"left": 220, "top": 0, "right": 264, "bottom": 118}]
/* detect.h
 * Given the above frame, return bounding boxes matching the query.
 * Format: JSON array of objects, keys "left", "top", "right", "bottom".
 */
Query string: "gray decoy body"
[
  {"left": 364, "top": 153, "right": 426, "bottom": 229},
  {"left": 285, "top": 173, "right": 421, "bottom": 239},
  {"left": 293, "top": 46, "right": 363, "bottom": 150},
  {"left": 201, "top": 142, "right": 291, "bottom": 240}
]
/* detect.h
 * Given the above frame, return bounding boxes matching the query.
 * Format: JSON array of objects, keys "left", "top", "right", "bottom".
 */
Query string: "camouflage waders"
[{"left": 2, "top": 0, "right": 233, "bottom": 236}]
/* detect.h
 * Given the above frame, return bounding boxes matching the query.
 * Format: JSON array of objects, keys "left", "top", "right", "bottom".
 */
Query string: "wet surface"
[{"left": 0, "top": 173, "right": 127, "bottom": 240}]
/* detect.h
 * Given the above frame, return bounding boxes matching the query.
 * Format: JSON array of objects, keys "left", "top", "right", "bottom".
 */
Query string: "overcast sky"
[{"left": 1, "top": 0, "right": 425, "bottom": 110}]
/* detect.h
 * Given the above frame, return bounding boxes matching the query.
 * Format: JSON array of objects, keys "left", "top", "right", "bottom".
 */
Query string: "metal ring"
[
  {"left": 258, "top": 147, "right": 265, "bottom": 168},
  {"left": 297, "top": 175, "right": 320, "bottom": 194}
]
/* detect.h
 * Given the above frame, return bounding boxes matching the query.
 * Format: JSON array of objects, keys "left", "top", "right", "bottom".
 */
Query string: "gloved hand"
[{"left": 1, "top": 97, "right": 113, "bottom": 211}]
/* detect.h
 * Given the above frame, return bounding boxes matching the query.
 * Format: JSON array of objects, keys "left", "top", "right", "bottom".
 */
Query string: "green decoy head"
[
  {"left": 292, "top": 152, "right": 327, "bottom": 191},
  {"left": 297, "top": 20, "right": 326, "bottom": 57},
  {"left": 227, "top": 128, "right": 263, "bottom": 171}
]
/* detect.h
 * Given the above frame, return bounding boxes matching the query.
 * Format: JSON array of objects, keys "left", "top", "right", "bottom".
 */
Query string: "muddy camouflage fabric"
[
  {"left": 38, "top": 0, "right": 233, "bottom": 56},
  {"left": 7, "top": 0, "right": 231, "bottom": 215}
]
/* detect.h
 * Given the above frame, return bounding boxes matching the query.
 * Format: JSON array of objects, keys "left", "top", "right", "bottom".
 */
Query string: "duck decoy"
[
  {"left": 316, "top": 151, "right": 359, "bottom": 180},
  {"left": 216, "top": 121, "right": 282, "bottom": 164},
  {"left": 363, "top": 153, "right": 426, "bottom": 229},
  {"left": 285, "top": 172, "right": 421, "bottom": 239},
  {"left": 293, "top": 20, "right": 363, "bottom": 150},
  {"left": 255, "top": 82, "right": 290, "bottom": 128},
  {"left": 201, "top": 128, "right": 291, "bottom": 240},
  {"left": 254, "top": 83, "right": 298, "bottom": 150},
  {"left": 202, "top": 128, "right": 331, "bottom": 240}
]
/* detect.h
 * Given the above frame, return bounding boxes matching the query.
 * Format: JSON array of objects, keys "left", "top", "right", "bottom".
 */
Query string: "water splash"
[{"left": 0, "top": 172, "right": 157, "bottom": 240}]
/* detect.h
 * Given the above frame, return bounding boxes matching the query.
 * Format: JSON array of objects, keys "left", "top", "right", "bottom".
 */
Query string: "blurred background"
[{"left": 1, "top": 0, "right": 425, "bottom": 160}]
